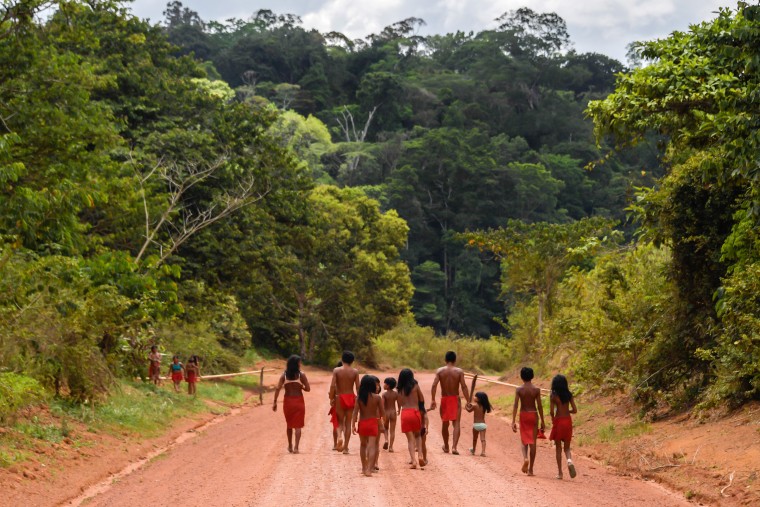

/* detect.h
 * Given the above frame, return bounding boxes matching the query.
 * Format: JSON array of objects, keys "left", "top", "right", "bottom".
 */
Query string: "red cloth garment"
[
  {"left": 283, "top": 395, "right": 305, "bottom": 429},
  {"left": 148, "top": 363, "right": 160, "bottom": 379},
  {"left": 339, "top": 393, "right": 356, "bottom": 410},
  {"left": 358, "top": 417, "right": 379, "bottom": 437},
  {"left": 171, "top": 372, "right": 183, "bottom": 382},
  {"left": 328, "top": 407, "right": 338, "bottom": 429},
  {"left": 549, "top": 415, "right": 573, "bottom": 443},
  {"left": 519, "top": 411, "right": 538, "bottom": 445},
  {"left": 186, "top": 371, "right": 197, "bottom": 383},
  {"left": 439, "top": 395, "right": 459, "bottom": 421},
  {"left": 400, "top": 408, "right": 421, "bottom": 433}
]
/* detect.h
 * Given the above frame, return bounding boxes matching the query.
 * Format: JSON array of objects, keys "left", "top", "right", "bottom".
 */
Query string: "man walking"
[{"left": 430, "top": 351, "right": 469, "bottom": 455}]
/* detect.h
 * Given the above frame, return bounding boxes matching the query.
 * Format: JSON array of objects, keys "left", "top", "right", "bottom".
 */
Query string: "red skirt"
[
  {"left": 519, "top": 411, "right": 538, "bottom": 445},
  {"left": 440, "top": 395, "right": 458, "bottom": 421},
  {"left": 283, "top": 395, "right": 305, "bottom": 429},
  {"left": 171, "top": 372, "right": 183, "bottom": 382},
  {"left": 149, "top": 363, "right": 160, "bottom": 378},
  {"left": 338, "top": 393, "right": 356, "bottom": 410},
  {"left": 186, "top": 371, "right": 197, "bottom": 383},
  {"left": 550, "top": 415, "right": 573, "bottom": 443},
  {"left": 400, "top": 408, "right": 421, "bottom": 434},
  {"left": 358, "top": 417, "right": 379, "bottom": 437},
  {"left": 328, "top": 407, "right": 339, "bottom": 429}
]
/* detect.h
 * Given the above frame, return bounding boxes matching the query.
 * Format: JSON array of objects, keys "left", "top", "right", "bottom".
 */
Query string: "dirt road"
[{"left": 68, "top": 371, "right": 690, "bottom": 507}]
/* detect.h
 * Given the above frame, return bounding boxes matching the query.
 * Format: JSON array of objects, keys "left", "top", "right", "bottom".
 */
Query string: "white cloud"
[{"left": 129, "top": 0, "right": 731, "bottom": 61}]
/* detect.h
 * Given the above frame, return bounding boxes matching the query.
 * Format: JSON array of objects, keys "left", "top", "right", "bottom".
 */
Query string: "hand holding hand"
[{"left": 429, "top": 401, "right": 437, "bottom": 411}]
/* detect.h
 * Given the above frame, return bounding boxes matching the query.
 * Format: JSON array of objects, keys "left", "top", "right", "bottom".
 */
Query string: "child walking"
[
  {"left": 465, "top": 392, "right": 492, "bottom": 456},
  {"left": 351, "top": 375, "right": 383, "bottom": 477},
  {"left": 511, "top": 366, "right": 545, "bottom": 476},
  {"left": 185, "top": 355, "right": 200, "bottom": 395},
  {"left": 381, "top": 377, "right": 399, "bottom": 452},
  {"left": 397, "top": 368, "right": 425, "bottom": 470},
  {"left": 148, "top": 345, "right": 161, "bottom": 386},
  {"left": 550, "top": 374, "right": 578, "bottom": 479},
  {"left": 168, "top": 356, "right": 184, "bottom": 392}
]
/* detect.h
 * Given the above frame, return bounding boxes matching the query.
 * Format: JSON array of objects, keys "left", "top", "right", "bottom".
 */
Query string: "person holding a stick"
[
  {"left": 511, "top": 366, "right": 545, "bottom": 476},
  {"left": 430, "top": 351, "right": 470, "bottom": 455},
  {"left": 329, "top": 351, "right": 360, "bottom": 453},
  {"left": 273, "top": 355, "right": 311, "bottom": 454}
]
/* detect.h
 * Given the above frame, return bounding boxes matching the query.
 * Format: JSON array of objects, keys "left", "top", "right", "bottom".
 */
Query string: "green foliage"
[
  {"left": 373, "top": 316, "right": 510, "bottom": 373},
  {"left": 0, "top": 374, "right": 46, "bottom": 423}
]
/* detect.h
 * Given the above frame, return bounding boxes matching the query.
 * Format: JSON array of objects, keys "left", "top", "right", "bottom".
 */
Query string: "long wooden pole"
[{"left": 463, "top": 372, "right": 550, "bottom": 394}]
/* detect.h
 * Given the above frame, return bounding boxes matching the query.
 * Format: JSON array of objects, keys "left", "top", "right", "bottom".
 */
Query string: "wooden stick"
[
  {"left": 463, "top": 372, "right": 551, "bottom": 393},
  {"left": 468, "top": 374, "right": 478, "bottom": 404},
  {"left": 259, "top": 367, "right": 264, "bottom": 404},
  {"left": 721, "top": 471, "right": 735, "bottom": 497},
  {"left": 152, "top": 368, "right": 278, "bottom": 381}
]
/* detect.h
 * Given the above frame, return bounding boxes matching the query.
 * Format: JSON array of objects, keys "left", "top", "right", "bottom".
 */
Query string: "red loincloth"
[
  {"left": 519, "top": 411, "right": 538, "bottom": 445},
  {"left": 328, "top": 407, "right": 338, "bottom": 429},
  {"left": 283, "top": 395, "right": 305, "bottom": 429},
  {"left": 439, "top": 395, "right": 459, "bottom": 421},
  {"left": 358, "top": 417, "right": 379, "bottom": 437},
  {"left": 338, "top": 393, "right": 356, "bottom": 410},
  {"left": 549, "top": 415, "right": 573, "bottom": 443},
  {"left": 400, "top": 408, "right": 421, "bottom": 434},
  {"left": 171, "top": 372, "right": 183, "bottom": 382},
  {"left": 186, "top": 371, "right": 197, "bottom": 383}
]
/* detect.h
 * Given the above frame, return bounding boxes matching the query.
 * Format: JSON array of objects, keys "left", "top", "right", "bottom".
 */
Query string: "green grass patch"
[
  {"left": 0, "top": 446, "right": 29, "bottom": 468},
  {"left": 595, "top": 420, "right": 652, "bottom": 443},
  {"left": 15, "top": 417, "right": 66, "bottom": 443},
  {"left": 196, "top": 382, "right": 245, "bottom": 405},
  {"left": 219, "top": 375, "right": 259, "bottom": 390}
]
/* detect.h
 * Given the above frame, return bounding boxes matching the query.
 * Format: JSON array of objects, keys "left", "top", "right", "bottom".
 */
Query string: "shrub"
[{"left": 0, "top": 373, "right": 46, "bottom": 423}]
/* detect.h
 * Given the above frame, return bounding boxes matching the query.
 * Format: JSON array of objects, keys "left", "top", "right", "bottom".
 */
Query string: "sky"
[{"left": 127, "top": 0, "right": 732, "bottom": 62}]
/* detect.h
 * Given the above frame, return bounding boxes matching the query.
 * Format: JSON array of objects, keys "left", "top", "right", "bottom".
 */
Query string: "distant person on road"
[
  {"left": 381, "top": 377, "right": 399, "bottom": 452},
  {"left": 549, "top": 373, "right": 577, "bottom": 479},
  {"left": 328, "top": 361, "right": 342, "bottom": 450},
  {"left": 329, "top": 351, "right": 359, "bottom": 453},
  {"left": 511, "top": 366, "right": 545, "bottom": 476},
  {"left": 272, "top": 354, "right": 311, "bottom": 454},
  {"left": 351, "top": 374, "right": 383, "bottom": 477},
  {"left": 465, "top": 391, "right": 492, "bottom": 456},
  {"left": 397, "top": 368, "right": 425, "bottom": 469},
  {"left": 168, "top": 355, "right": 184, "bottom": 392},
  {"left": 148, "top": 345, "right": 161, "bottom": 385},
  {"left": 185, "top": 355, "right": 201, "bottom": 395},
  {"left": 430, "top": 351, "right": 470, "bottom": 455}
]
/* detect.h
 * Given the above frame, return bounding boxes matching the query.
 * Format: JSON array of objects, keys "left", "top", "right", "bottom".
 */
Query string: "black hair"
[
  {"left": 172, "top": 355, "right": 179, "bottom": 361},
  {"left": 520, "top": 366, "right": 534, "bottom": 381},
  {"left": 341, "top": 350, "right": 355, "bottom": 364},
  {"left": 150, "top": 345, "right": 157, "bottom": 351},
  {"left": 551, "top": 374, "right": 573, "bottom": 404},
  {"left": 335, "top": 361, "right": 343, "bottom": 368},
  {"left": 384, "top": 377, "right": 397, "bottom": 389},
  {"left": 285, "top": 354, "right": 301, "bottom": 380},
  {"left": 474, "top": 392, "right": 492, "bottom": 413},
  {"left": 358, "top": 374, "right": 376, "bottom": 405},
  {"left": 397, "top": 368, "right": 416, "bottom": 396},
  {"left": 371, "top": 375, "right": 381, "bottom": 394},
  {"left": 445, "top": 350, "right": 456, "bottom": 363}
]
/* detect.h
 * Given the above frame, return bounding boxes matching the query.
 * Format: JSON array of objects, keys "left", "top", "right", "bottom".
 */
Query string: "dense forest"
[{"left": 1, "top": 0, "right": 758, "bottom": 415}]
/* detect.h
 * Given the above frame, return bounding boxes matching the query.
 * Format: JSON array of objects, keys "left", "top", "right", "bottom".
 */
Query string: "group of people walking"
[
  {"left": 148, "top": 345, "right": 202, "bottom": 395},
  {"left": 272, "top": 350, "right": 579, "bottom": 480}
]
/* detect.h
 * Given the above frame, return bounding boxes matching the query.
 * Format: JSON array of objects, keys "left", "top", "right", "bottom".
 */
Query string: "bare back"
[
  {"left": 332, "top": 365, "right": 359, "bottom": 395},
  {"left": 398, "top": 383, "right": 422, "bottom": 409},
  {"left": 516, "top": 384, "right": 541, "bottom": 412},
  {"left": 550, "top": 394, "right": 577, "bottom": 418},
  {"left": 435, "top": 365, "right": 467, "bottom": 397},
  {"left": 358, "top": 393, "right": 383, "bottom": 420},
  {"left": 382, "top": 390, "right": 398, "bottom": 411}
]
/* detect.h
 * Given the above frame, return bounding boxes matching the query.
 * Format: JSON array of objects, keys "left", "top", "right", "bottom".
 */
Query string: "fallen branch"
[
  {"left": 647, "top": 464, "right": 681, "bottom": 472},
  {"left": 721, "top": 471, "right": 735, "bottom": 497},
  {"left": 691, "top": 445, "right": 702, "bottom": 465}
]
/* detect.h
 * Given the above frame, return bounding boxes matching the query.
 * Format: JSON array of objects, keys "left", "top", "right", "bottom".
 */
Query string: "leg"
[
  {"left": 405, "top": 432, "right": 417, "bottom": 468},
  {"left": 528, "top": 443, "right": 537, "bottom": 475},
  {"left": 480, "top": 430, "right": 486, "bottom": 456},
  {"left": 374, "top": 432, "right": 380, "bottom": 470},
  {"left": 521, "top": 443, "right": 529, "bottom": 473},
  {"left": 389, "top": 417, "right": 396, "bottom": 451},
  {"left": 441, "top": 421, "right": 450, "bottom": 452},
  {"left": 555, "top": 441, "right": 563, "bottom": 478},
  {"left": 564, "top": 441, "right": 576, "bottom": 478},
  {"left": 332, "top": 427, "right": 338, "bottom": 450},
  {"left": 286, "top": 428, "right": 293, "bottom": 453},
  {"left": 294, "top": 428, "right": 301, "bottom": 453},
  {"left": 421, "top": 432, "right": 427, "bottom": 464},
  {"left": 416, "top": 433, "right": 425, "bottom": 467},
  {"left": 368, "top": 436, "right": 377, "bottom": 474},
  {"left": 470, "top": 428, "right": 477, "bottom": 454},
  {"left": 383, "top": 417, "right": 389, "bottom": 449},
  {"left": 452, "top": 400, "right": 462, "bottom": 453},
  {"left": 342, "top": 412, "right": 352, "bottom": 453},
  {"left": 335, "top": 401, "right": 345, "bottom": 451},
  {"left": 359, "top": 435, "right": 369, "bottom": 475}
]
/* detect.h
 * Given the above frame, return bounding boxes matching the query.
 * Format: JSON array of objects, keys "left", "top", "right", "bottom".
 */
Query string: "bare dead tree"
[
  {"left": 132, "top": 154, "right": 271, "bottom": 266},
  {"left": 335, "top": 105, "right": 377, "bottom": 184}
]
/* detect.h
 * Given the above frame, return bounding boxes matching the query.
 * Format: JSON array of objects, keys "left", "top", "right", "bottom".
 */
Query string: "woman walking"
[{"left": 273, "top": 355, "right": 311, "bottom": 453}]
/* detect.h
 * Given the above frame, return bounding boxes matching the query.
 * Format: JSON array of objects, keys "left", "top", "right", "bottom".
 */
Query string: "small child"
[
  {"left": 185, "top": 355, "right": 200, "bottom": 395},
  {"left": 148, "top": 345, "right": 161, "bottom": 386},
  {"left": 168, "top": 355, "right": 184, "bottom": 392},
  {"left": 511, "top": 366, "right": 545, "bottom": 476},
  {"left": 329, "top": 361, "right": 342, "bottom": 451},
  {"left": 373, "top": 377, "right": 383, "bottom": 471},
  {"left": 418, "top": 399, "right": 428, "bottom": 465},
  {"left": 381, "top": 377, "right": 399, "bottom": 452},
  {"left": 465, "top": 391, "right": 492, "bottom": 456},
  {"left": 351, "top": 375, "right": 383, "bottom": 477},
  {"left": 549, "top": 374, "right": 578, "bottom": 479}
]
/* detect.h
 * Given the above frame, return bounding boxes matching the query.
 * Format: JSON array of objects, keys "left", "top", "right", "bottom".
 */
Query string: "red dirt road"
[{"left": 69, "top": 372, "right": 691, "bottom": 507}]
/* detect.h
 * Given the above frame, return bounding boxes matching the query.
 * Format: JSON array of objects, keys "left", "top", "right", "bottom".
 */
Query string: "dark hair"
[
  {"left": 358, "top": 375, "right": 376, "bottom": 405},
  {"left": 474, "top": 392, "right": 492, "bottom": 413},
  {"left": 286, "top": 355, "right": 301, "bottom": 380},
  {"left": 335, "top": 361, "right": 343, "bottom": 368},
  {"left": 445, "top": 350, "right": 456, "bottom": 363},
  {"left": 520, "top": 366, "right": 534, "bottom": 381},
  {"left": 551, "top": 374, "right": 573, "bottom": 404},
  {"left": 397, "top": 368, "right": 416, "bottom": 396},
  {"left": 150, "top": 345, "right": 157, "bottom": 351},
  {"left": 341, "top": 350, "right": 355, "bottom": 364},
  {"left": 172, "top": 355, "right": 179, "bottom": 361},
  {"left": 371, "top": 375, "right": 381, "bottom": 394},
  {"left": 384, "top": 377, "right": 397, "bottom": 389}
]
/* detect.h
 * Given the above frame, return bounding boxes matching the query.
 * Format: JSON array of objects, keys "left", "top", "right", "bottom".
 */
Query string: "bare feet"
[
  {"left": 441, "top": 445, "right": 449, "bottom": 454},
  {"left": 521, "top": 459, "right": 529, "bottom": 474},
  {"left": 409, "top": 463, "right": 417, "bottom": 469},
  {"left": 388, "top": 448, "right": 394, "bottom": 453},
  {"left": 383, "top": 442, "right": 388, "bottom": 450},
  {"left": 293, "top": 448, "right": 299, "bottom": 454},
  {"left": 556, "top": 473, "right": 563, "bottom": 480},
  {"left": 332, "top": 446, "right": 337, "bottom": 451},
  {"left": 342, "top": 448, "right": 349, "bottom": 455},
  {"left": 527, "top": 469, "right": 534, "bottom": 476},
  {"left": 469, "top": 448, "right": 475, "bottom": 455},
  {"left": 480, "top": 453, "right": 486, "bottom": 457},
  {"left": 451, "top": 449, "right": 459, "bottom": 455},
  {"left": 418, "top": 457, "right": 425, "bottom": 468},
  {"left": 336, "top": 440, "right": 343, "bottom": 452}
]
